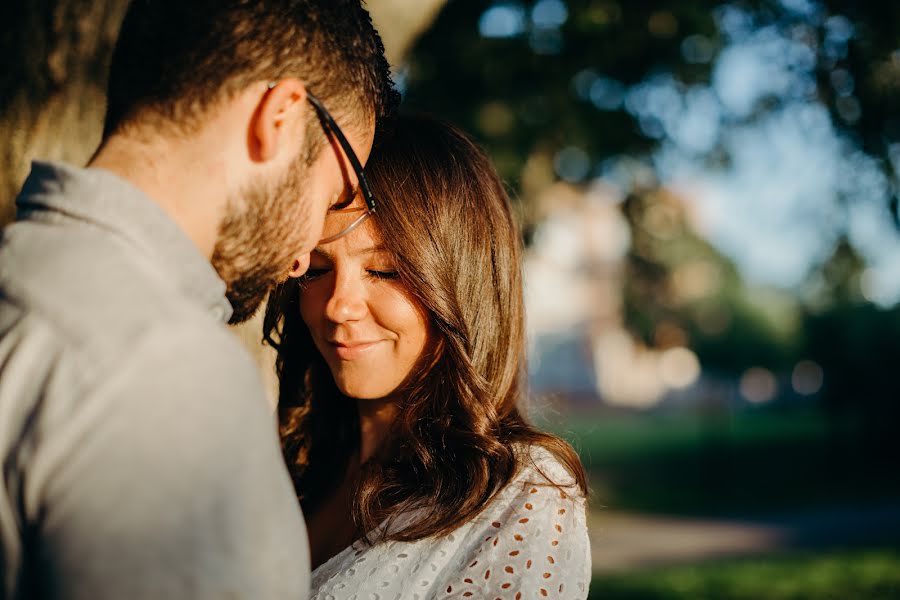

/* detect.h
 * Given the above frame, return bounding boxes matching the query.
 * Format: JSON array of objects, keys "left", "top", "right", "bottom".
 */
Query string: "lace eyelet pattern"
[{"left": 310, "top": 447, "right": 590, "bottom": 599}]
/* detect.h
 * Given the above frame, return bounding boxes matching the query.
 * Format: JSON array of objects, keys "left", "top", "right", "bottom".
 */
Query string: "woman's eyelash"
[
  {"left": 298, "top": 268, "right": 329, "bottom": 284},
  {"left": 298, "top": 268, "right": 398, "bottom": 283},
  {"left": 367, "top": 270, "right": 399, "bottom": 281}
]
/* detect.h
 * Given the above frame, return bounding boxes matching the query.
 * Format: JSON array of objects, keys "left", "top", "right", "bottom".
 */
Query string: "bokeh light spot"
[
  {"left": 554, "top": 146, "right": 591, "bottom": 182},
  {"left": 478, "top": 101, "right": 516, "bottom": 137},
  {"left": 589, "top": 77, "right": 626, "bottom": 111},
  {"left": 740, "top": 367, "right": 778, "bottom": 404},
  {"left": 479, "top": 3, "right": 527, "bottom": 39},
  {"left": 682, "top": 35, "right": 715, "bottom": 64},
  {"left": 648, "top": 11, "right": 678, "bottom": 38},
  {"left": 791, "top": 360, "right": 824, "bottom": 395},
  {"left": 531, "top": 0, "right": 568, "bottom": 29},
  {"left": 659, "top": 347, "right": 701, "bottom": 389},
  {"left": 836, "top": 96, "right": 862, "bottom": 123},
  {"left": 572, "top": 69, "right": 598, "bottom": 100}
]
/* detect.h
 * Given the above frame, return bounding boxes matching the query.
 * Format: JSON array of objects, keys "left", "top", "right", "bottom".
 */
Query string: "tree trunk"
[
  {"left": 0, "top": 0, "right": 128, "bottom": 223},
  {"left": 368, "top": 0, "right": 447, "bottom": 66}
]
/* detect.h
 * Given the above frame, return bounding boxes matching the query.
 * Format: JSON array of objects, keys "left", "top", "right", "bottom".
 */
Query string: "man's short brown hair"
[{"left": 103, "top": 0, "right": 397, "bottom": 137}]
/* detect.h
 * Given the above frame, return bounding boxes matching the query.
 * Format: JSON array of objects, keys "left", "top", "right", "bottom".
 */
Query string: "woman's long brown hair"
[{"left": 263, "top": 114, "right": 587, "bottom": 542}]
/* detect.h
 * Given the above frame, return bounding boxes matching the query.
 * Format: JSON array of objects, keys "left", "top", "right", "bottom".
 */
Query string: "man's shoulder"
[
  {"left": 0, "top": 218, "right": 233, "bottom": 381},
  {"left": 0, "top": 297, "right": 257, "bottom": 407}
]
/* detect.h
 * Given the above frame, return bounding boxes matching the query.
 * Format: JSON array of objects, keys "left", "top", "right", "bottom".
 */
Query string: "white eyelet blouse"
[{"left": 309, "top": 446, "right": 590, "bottom": 600}]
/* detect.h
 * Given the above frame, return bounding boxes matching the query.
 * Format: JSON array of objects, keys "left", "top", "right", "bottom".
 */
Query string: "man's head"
[{"left": 102, "top": 0, "right": 398, "bottom": 323}]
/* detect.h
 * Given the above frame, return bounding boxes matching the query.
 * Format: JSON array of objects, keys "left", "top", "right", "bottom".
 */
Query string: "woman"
[{"left": 264, "top": 115, "right": 590, "bottom": 599}]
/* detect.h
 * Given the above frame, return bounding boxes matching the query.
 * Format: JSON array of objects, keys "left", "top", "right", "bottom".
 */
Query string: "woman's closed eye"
[
  {"left": 301, "top": 267, "right": 331, "bottom": 280},
  {"left": 298, "top": 268, "right": 330, "bottom": 289},
  {"left": 366, "top": 269, "right": 399, "bottom": 281},
  {"left": 299, "top": 267, "right": 399, "bottom": 283}
]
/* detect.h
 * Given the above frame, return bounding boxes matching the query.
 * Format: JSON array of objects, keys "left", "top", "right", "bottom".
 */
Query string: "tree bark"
[
  {"left": 368, "top": 0, "right": 447, "bottom": 67},
  {"left": 0, "top": 0, "right": 128, "bottom": 223}
]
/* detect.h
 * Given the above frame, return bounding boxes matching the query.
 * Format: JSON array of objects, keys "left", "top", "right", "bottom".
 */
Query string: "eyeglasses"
[{"left": 267, "top": 82, "right": 376, "bottom": 244}]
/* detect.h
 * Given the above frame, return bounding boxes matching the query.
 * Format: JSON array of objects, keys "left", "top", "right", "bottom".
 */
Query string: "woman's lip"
[{"left": 329, "top": 340, "right": 382, "bottom": 360}]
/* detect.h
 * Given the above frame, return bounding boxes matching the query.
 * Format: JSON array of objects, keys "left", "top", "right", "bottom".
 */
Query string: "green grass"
[
  {"left": 589, "top": 547, "right": 900, "bottom": 600},
  {"left": 539, "top": 408, "right": 900, "bottom": 516},
  {"left": 560, "top": 410, "right": 830, "bottom": 463}
]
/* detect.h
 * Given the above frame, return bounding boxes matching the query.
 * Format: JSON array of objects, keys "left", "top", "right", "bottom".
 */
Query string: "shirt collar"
[{"left": 16, "top": 160, "right": 234, "bottom": 323}]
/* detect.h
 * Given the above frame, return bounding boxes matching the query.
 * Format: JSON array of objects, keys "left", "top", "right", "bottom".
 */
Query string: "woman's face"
[{"left": 298, "top": 207, "right": 430, "bottom": 401}]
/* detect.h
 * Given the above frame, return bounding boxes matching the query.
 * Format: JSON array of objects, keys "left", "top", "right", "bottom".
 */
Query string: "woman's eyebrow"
[
  {"left": 354, "top": 245, "right": 388, "bottom": 256},
  {"left": 311, "top": 245, "right": 388, "bottom": 259}
]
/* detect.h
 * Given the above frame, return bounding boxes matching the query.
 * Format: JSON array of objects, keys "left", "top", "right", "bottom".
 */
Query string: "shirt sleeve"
[
  {"left": 30, "top": 321, "right": 309, "bottom": 600},
  {"left": 440, "top": 455, "right": 591, "bottom": 600}
]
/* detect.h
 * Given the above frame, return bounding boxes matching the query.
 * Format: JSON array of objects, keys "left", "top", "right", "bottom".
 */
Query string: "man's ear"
[{"left": 249, "top": 78, "right": 308, "bottom": 163}]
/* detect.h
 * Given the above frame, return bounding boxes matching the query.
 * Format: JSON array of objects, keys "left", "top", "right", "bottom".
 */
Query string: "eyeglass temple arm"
[
  {"left": 316, "top": 211, "right": 371, "bottom": 245},
  {"left": 305, "top": 92, "right": 377, "bottom": 214}
]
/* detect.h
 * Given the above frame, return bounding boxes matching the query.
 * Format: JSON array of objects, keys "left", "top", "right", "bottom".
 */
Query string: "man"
[{"left": 0, "top": 1, "right": 396, "bottom": 598}]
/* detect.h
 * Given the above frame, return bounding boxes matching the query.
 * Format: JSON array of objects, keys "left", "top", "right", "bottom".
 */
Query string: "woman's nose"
[{"left": 324, "top": 272, "right": 367, "bottom": 323}]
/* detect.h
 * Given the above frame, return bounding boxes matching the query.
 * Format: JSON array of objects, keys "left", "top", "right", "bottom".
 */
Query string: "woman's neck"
[
  {"left": 307, "top": 397, "right": 400, "bottom": 570},
  {"left": 357, "top": 397, "right": 399, "bottom": 464}
]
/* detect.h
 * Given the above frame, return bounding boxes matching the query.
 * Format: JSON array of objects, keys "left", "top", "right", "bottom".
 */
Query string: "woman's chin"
[{"left": 334, "top": 379, "right": 393, "bottom": 401}]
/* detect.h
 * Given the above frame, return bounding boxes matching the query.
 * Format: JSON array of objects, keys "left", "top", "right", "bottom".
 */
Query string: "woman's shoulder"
[
  {"left": 470, "top": 442, "right": 588, "bottom": 552},
  {"left": 485, "top": 442, "right": 588, "bottom": 537},
  {"left": 506, "top": 443, "right": 586, "bottom": 500},
  {"left": 433, "top": 443, "right": 591, "bottom": 598}
]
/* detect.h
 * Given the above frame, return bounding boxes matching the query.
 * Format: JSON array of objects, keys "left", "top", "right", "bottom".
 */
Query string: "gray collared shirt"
[{"left": 0, "top": 162, "right": 309, "bottom": 599}]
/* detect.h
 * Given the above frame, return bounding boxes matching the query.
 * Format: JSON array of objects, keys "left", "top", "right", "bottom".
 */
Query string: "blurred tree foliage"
[
  {"left": 802, "top": 239, "right": 900, "bottom": 452},
  {"left": 403, "top": 0, "right": 900, "bottom": 224},
  {"left": 404, "top": 0, "right": 713, "bottom": 184},
  {"left": 803, "top": 302, "right": 900, "bottom": 452}
]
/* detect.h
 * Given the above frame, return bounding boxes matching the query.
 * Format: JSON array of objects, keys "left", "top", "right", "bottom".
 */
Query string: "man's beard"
[{"left": 211, "top": 155, "right": 312, "bottom": 325}]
